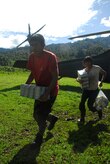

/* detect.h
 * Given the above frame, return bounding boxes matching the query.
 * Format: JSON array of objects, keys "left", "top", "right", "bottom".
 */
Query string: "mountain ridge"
[{"left": 0, "top": 36, "right": 110, "bottom": 66}]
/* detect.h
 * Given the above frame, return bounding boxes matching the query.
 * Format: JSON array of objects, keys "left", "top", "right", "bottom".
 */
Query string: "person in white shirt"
[{"left": 77, "top": 56, "right": 106, "bottom": 124}]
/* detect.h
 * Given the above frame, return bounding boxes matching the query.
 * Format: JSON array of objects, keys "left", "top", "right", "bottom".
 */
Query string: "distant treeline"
[{"left": 0, "top": 36, "right": 110, "bottom": 66}]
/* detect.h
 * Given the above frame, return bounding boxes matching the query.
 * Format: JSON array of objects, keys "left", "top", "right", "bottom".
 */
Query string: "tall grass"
[{"left": 0, "top": 68, "right": 110, "bottom": 164}]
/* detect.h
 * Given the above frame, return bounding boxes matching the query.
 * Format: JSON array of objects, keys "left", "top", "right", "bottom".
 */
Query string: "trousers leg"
[
  {"left": 79, "top": 90, "right": 88, "bottom": 120},
  {"left": 33, "top": 110, "right": 47, "bottom": 136},
  {"left": 33, "top": 96, "right": 57, "bottom": 136},
  {"left": 46, "top": 96, "right": 57, "bottom": 122},
  {"left": 87, "top": 89, "right": 99, "bottom": 112}
]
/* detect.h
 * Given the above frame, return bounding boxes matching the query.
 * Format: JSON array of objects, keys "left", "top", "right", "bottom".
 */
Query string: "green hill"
[{"left": 0, "top": 36, "right": 110, "bottom": 66}]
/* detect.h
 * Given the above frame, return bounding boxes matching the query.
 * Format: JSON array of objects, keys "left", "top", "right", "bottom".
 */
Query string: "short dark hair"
[
  {"left": 29, "top": 34, "right": 45, "bottom": 46},
  {"left": 83, "top": 56, "right": 93, "bottom": 64}
]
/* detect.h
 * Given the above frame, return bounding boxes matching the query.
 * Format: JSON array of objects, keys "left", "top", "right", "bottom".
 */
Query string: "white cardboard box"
[
  {"left": 20, "top": 84, "right": 48, "bottom": 99},
  {"left": 77, "top": 70, "right": 89, "bottom": 89}
]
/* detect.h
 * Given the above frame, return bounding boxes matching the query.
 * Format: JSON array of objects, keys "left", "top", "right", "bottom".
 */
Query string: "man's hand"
[
  {"left": 76, "top": 78, "right": 83, "bottom": 84},
  {"left": 38, "top": 92, "right": 49, "bottom": 102},
  {"left": 98, "top": 81, "right": 103, "bottom": 88}
]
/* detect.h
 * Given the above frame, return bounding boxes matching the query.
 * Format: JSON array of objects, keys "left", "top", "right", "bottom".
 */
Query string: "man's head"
[
  {"left": 83, "top": 56, "right": 93, "bottom": 68},
  {"left": 29, "top": 34, "right": 45, "bottom": 47},
  {"left": 29, "top": 34, "right": 45, "bottom": 55}
]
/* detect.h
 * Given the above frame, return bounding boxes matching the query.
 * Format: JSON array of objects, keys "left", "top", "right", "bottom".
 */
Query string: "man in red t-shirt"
[{"left": 26, "top": 34, "right": 59, "bottom": 145}]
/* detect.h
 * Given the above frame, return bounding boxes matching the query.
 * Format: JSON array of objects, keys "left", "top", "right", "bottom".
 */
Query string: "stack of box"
[
  {"left": 20, "top": 84, "right": 49, "bottom": 99},
  {"left": 77, "top": 70, "right": 89, "bottom": 89}
]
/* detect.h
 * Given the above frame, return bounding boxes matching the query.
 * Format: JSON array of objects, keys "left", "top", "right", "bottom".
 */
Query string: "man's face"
[
  {"left": 30, "top": 41, "right": 44, "bottom": 55},
  {"left": 83, "top": 61, "right": 92, "bottom": 68}
]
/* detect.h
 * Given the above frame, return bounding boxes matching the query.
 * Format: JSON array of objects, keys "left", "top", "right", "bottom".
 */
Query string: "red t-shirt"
[{"left": 27, "top": 50, "right": 59, "bottom": 96}]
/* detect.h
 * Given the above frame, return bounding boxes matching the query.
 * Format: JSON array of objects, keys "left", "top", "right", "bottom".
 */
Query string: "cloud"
[
  {"left": 0, "top": 34, "right": 28, "bottom": 48},
  {"left": 0, "top": 0, "right": 101, "bottom": 48},
  {"left": 101, "top": 17, "right": 110, "bottom": 27}
]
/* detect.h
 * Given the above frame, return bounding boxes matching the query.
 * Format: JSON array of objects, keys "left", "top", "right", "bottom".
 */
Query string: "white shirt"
[{"left": 85, "top": 65, "right": 102, "bottom": 90}]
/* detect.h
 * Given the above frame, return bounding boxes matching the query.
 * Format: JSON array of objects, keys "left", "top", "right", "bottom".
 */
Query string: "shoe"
[
  {"left": 48, "top": 116, "right": 58, "bottom": 131},
  {"left": 34, "top": 133, "right": 43, "bottom": 146},
  {"left": 97, "top": 110, "right": 102, "bottom": 120}
]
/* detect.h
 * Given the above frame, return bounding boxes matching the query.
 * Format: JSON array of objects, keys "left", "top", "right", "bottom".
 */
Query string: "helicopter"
[
  {"left": 13, "top": 25, "right": 110, "bottom": 83},
  {"left": 16, "top": 24, "right": 46, "bottom": 48}
]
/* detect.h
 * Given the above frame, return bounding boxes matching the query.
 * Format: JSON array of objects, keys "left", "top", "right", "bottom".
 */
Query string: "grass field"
[{"left": 0, "top": 67, "right": 110, "bottom": 164}]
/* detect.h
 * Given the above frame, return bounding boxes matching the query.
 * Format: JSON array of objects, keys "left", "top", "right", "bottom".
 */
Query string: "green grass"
[{"left": 0, "top": 68, "right": 110, "bottom": 164}]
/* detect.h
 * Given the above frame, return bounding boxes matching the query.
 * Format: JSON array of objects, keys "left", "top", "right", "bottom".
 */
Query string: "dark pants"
[
  {"left": 33, "top": 96, "right": 56, "bottom": 136},
  {"left": 79, "top": 89, "right": 99, "bottom": 119}
]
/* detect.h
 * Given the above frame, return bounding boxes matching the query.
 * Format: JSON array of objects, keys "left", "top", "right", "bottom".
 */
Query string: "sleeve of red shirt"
[{"left": 49, "top": 54, "right": 59, "bottom": 74}]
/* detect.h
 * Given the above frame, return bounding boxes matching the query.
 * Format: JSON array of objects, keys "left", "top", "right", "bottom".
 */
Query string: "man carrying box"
[
  {"left": 77, "top": 56, "right": 106, "bottom": 124},
  {"left": 26, "top": 34, "right": 59, "bottom": 145}
]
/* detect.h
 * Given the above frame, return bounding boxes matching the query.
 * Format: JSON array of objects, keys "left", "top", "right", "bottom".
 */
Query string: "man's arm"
[
  {"left": 99, "top": 68, "right": 107, "bottom": 87},
  {"left": 76, "top": 77, "right": 83, "bottom": 84},
  {"left": 26, "top": 72, "right": 34, "bottom": 84},
  {"left": 46, "top": 69, "right": 58, "bottom": 95},
  {"left": 39, "top": 69, "right": 58, "bottom": 101}
]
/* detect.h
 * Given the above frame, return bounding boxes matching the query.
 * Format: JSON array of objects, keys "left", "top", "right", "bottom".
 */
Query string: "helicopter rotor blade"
[
  {"left": 16, "top": 24, "right": 46, "bottom": 48},
  {"left": 16, "top": 39, "right": 28, "bottom": 48},
  {"left": 28, "top": 23, "right": 31, "bottom": 36},
  {"left": 31, "top": 24, "right": 46, "bottom": 36},
  {"left": 68, "top": 30, "right": 110, "bottom": 40}
]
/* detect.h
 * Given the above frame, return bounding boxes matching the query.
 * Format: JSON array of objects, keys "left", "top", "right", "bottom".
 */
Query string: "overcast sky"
[{"left": 0, "top": 0, "right": 110, "bottom": 48}]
